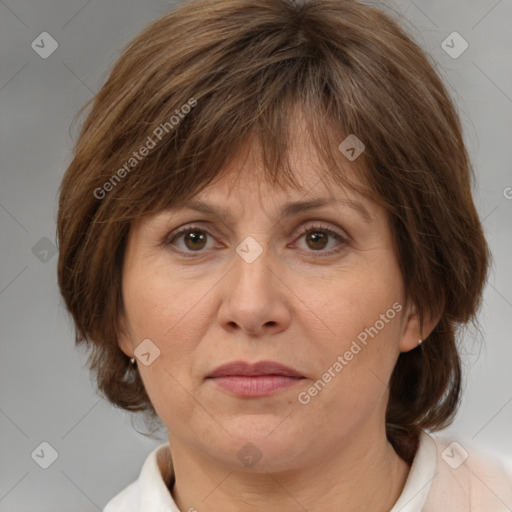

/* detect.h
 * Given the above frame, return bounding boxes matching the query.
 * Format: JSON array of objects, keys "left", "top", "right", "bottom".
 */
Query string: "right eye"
[{"left": 164, "top": 225, "right": 217, "bottom": 256}]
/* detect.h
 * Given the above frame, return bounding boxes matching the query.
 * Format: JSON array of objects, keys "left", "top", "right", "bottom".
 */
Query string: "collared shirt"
[{"left": 104, "top": 431, "right": 512, "bottom": 511}]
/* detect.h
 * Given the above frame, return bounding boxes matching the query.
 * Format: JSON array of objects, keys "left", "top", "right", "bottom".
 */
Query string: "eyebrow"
[{"left": 177, "top": 197, "right": 372, "bottom": 224}]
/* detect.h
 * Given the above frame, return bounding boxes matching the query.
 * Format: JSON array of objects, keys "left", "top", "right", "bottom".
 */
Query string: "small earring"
[
  {"left": 130, "top": 357, "right": 137, "bottom": 367},
  {"left": 418, "top": 338, "right": 423, "bottom": 346}
]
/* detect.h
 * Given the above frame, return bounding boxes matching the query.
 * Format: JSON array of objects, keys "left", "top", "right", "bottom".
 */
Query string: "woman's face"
[{"left": 118, "top": 129, "right": 421, "bottom": 472}]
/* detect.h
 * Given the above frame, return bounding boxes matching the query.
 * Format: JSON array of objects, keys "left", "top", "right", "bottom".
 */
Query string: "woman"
[{"left": 56, "top": 0, "right": 512, "bottom": 510}]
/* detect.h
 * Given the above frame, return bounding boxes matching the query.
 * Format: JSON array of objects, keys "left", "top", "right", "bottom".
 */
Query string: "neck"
[{"left": 168, "top": 426, "right": 411, "bottom": 512}]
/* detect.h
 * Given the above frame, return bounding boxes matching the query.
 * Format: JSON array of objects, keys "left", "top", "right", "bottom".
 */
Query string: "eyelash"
[{"left": 164, "top": 223, "right": 349, "bottom": 258}]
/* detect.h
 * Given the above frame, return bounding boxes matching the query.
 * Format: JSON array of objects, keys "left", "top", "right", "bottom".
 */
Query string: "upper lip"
[{"left": 207, "top": 360, "right": 304, "bottom": 378}]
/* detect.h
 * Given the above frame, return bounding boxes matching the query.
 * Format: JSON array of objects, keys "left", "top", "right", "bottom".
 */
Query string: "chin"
[{"left": 207, "top": 417, "right": 310, "bottom": 472}]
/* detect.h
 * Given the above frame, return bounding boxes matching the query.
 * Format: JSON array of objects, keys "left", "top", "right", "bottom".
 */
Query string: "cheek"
[
  {"left": 122, "top": 262, "right": 218, "bottom": 406},
  {"left": 299, "top": 253, "right": 404, "bottom": 393},
  {"left": 123, "top": 262, "right": 206, "bottom": 344},
  {"left": 307, "top": 259, "right": 402, "bottom": 342}
]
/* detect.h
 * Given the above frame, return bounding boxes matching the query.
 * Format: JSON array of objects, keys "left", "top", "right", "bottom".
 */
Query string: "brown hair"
[{"left": 56, "top": 0, "right": 490, "bottom": 463}]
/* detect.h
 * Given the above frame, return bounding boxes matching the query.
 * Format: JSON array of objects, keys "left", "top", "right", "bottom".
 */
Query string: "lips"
[
  {"left": 207, "top": 360, "right": 304, "bottom": 378},
  {"left": 206, "top": 360, "right": 305, "bottom": 397}
]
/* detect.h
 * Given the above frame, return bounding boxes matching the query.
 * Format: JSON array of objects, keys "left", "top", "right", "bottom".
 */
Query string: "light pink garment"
[
  {"left": 104, "top": 431, "right": 512, "bottom": 511},
  {"left": 422, "top": 433, "right": 512, "bottom": 511}
]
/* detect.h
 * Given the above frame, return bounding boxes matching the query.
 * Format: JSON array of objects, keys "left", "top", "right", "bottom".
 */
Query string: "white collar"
[
  {"left": 389, "top": 430, "right": 438, "bottom": 511},
  {"left": 105, "top": 430, "right": 439, "bottom": 512}
]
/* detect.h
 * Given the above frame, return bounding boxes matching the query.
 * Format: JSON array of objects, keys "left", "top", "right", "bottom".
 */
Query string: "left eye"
[
  {"left": 165, "top": 223, "right": 348, "bottom": 256},
  {"left": 294, "top": 224, "right": 348, "bottom": 254}
]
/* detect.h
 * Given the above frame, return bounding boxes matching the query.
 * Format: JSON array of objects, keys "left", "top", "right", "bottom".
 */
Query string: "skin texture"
[{"left": 118, "top": 118, "right": 438, "bottom": 511}]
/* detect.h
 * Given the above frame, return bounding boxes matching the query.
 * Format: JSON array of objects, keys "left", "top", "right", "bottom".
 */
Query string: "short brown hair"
[{"left": 57, "top": 0, "right": 490, "bottom": 463}]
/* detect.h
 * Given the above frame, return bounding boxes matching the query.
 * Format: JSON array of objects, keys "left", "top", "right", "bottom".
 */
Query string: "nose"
[{"left": 217, "top": 242, "right": 291, "bottom": 337}]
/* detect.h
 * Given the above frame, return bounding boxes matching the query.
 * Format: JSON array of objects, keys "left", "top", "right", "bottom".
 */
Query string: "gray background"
[{"left": 1, "top": 0, "right": 511, "bottom": 510}]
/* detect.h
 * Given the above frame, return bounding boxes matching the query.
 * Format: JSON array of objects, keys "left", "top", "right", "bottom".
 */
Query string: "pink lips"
[{"left": 207, "top": 360, "right": 305, "bottom": 397}]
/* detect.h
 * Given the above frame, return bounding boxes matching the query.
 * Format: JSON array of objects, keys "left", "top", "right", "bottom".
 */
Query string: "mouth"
[{"left": 206, "top": 360, "right": 305, "bottom": 397}]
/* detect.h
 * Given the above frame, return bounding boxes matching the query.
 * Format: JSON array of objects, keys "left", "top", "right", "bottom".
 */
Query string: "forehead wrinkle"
[{"left": 180, "top": 196, "right": 372, "bottom": 225}]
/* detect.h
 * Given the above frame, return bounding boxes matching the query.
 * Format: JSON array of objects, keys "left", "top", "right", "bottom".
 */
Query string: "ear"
[
  {"left": 117, "top": 313, "right": 134, "bottom": 358},
  {"left": 399, "top": 297, "right": 441, "bottom": 353}
]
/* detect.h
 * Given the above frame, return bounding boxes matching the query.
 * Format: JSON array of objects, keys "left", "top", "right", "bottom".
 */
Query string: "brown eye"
[
  {"left": 182, "top": 230, "right": 208, "bottom": 251},
  {"left": 165, "top": 222, "right": 348, "bottom": 258},
  {"left": 166, "top": 226, "right": 213, "bottom": 254},
  {"left": 295, "top": 224, "right": 348, "bottom": 255},
  {"left": 305, "top": 231, "right": 329, "bottom": 251}
]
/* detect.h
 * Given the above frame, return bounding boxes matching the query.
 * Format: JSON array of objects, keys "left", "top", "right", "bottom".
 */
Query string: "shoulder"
[
  {"left": 103, "top": 443, "right": 172, "bottom": 512},
  {"left": 103, "top": 480, "right": 139, "bottom": 512},
  {"left": 424, "top": 432, "right": 512, "bottom": 511}
]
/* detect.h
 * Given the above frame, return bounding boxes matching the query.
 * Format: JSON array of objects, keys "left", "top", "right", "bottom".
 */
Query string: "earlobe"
[
  {"left": 117, "top": 315, "right": 134, "bottom": 358},
  {"left": 399, "top": 299, "right": 441, "bottom": 353},
  {"left": 399, "top": 315, "right": 421, "bottom": 353}
]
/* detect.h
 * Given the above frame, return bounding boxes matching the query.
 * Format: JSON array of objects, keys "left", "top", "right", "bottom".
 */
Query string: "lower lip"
[{"left": 208, "top": 375, "right": 304, "bottom": 396}]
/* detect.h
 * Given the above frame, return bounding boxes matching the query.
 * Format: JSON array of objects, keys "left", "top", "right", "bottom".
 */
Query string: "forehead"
[
  {"left": 190, "top": 127, "right": 370, "bottom": 208},
  {"left": 162, "top": 141, "right": 373, "bottom": 227},
  {"left": 132, "top": 105, "right": 378, "bottom": 233}
]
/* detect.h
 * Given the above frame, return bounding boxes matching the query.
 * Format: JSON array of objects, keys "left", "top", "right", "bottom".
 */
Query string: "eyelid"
[{"left": 294, "top": 221, "right": 349, "bottom": 239}]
